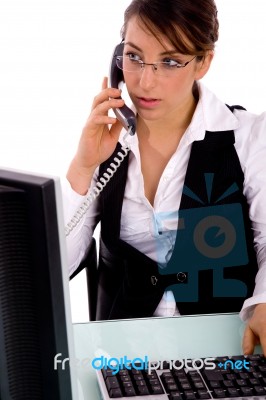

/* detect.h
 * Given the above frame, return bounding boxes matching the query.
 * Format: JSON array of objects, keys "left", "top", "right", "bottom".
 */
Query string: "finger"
[
  {"left": 91, "top": 88, "right": 122, "bottom": 110},
  {"left": 242, "top": 325, "right": 258, "bottom": 355},
  {"left": 101, "top": 76, "right": 108, "bottom": 90},
  {"left": 258, "top": 327, "right": 266, "bottom": 356},
  {"left": 93, "top": 98, "right": 124, "bottom": 117},
  {"left": 89, "top": 114, "right": 118, "bottom": 126}
]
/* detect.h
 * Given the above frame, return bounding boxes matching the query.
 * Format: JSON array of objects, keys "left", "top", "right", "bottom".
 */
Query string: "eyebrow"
[{"left": 124, "top": 41, "right": 182, "bottom": 57}]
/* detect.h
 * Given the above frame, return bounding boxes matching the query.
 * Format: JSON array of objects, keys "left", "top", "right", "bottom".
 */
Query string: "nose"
[{"left": 139, "top": 64, "right": 157, "bottom": 90}]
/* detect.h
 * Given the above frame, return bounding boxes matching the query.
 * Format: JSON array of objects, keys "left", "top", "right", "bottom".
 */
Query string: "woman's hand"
[
  {"left": 242, "top": 303, "right": 266, "bottom": 356},
  {"left": 67, "top": 77, "right": 124, "bottom": 194}
]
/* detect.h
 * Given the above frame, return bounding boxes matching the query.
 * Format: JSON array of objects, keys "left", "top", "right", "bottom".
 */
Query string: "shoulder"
[
  {"left": 199, "top": 83, "right": 265, "bottom": 140},
  {"left": 197, "top": 82, "right": 266, "bottom": 162},
  {"left": 232, "top": 109, "right": 266, "bottom": 176},
  {"left": 233, "top": 108, "right": 266, "bottom": 146}
]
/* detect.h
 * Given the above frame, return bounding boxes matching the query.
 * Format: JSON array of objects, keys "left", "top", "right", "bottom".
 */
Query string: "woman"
[{"left": 65, "top": 0, "right": 266, "bottom": 354}]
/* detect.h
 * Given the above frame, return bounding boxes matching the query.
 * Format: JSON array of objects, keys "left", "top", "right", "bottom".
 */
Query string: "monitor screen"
[{"left": 0, "top": 168, "right": 78, "bottom": 399}]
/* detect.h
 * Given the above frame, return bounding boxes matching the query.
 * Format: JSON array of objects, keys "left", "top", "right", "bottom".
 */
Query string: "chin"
[{"left": 136, "top": 109, "right": 164, "bottom": 122}]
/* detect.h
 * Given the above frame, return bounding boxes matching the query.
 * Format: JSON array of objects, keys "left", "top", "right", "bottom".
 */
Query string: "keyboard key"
[
  {"left": 235, "top": 379, "right": 247, "bottom": 386},
  {"left": 252, "top": 371, "right": 263, "bottom": 379},
  {"left": 163, "top": 377, "right": 178, "bottom": 392},
  {"left": 227, "top": 387, "right": 239, "bottom": 397},
  {"left": 120, "top": 376, "right": 132, "bottom": 383},
  {"left": 213, "top": 388, "right": 227, "bottom": 398},
  {"left": 164, "top": 377, "right": 176, "bottom": 385},
  {"left": 137, "top": 386, "right": 150, "bottom": 395},
  {"left": 247, "top": 354, "right": 263, "bottom": 362},
  {"left": 174, "top": 371, "right": 187, "bottom": 379},
  {"left": 203, "top": 370, "right": 224, "bottom": 381},
  {"left": 178, "top": 377, "right": 190, "bottom": 384},
  {"left": 197, "top": 390, "right": 211, "bottom": 399},
  {"left": 239, "top": 372, "right": 249, "bottom": 379},
  {"left": 136, "top": 380, "right": 147, "bottom": 387},
  {"left": 106, "top": 376, "right": 120, "bottom": 390},
  {"left": 150, "top": 385, "right": 164, "bottom": 394},
  {"left": 254, "top": 385, "right": 266, "bottom": 395},
  {"left": 133, "top": 375, "right": 144, "bottom": 381},
  {"left": 109, "top": 388, "right": 123, "bottom": 398},
  {"left": 122, "top": 382, "right": 134, "bottom": 390},
  {"left": 225, "top": 374, "right": 236, "bottom": 380},
  {"left": 209, "top": 381, "right": 221, "bottom": 388},
  {"left": 223, "top": 380, "right": 235, "bottom": 388},
  {"left": 102, "top": 369, "right": 115, "bottom": 379},
  {"left": 131, "top": 369, "right": 143, "bottom": 376},
  {"left": 148, "top": 378, "right": 160, "bottom": 386},
  {"left": 167, "top": 384, "right": 179, "bottom": 392},
  {"left": 145, "top": 372, "right": 157, "bottom": 381},
  {"left": 193, "top": 381, "right": 206, "bottom": 390},
  {"left": 180, "top": 383, "right": 192, "bottom": 391},
  {"left": 183, "top": 390, "right": 196, "bottom": 399},
  {"left": 124, "top": 387, "right": 136, "bottom": 396},
  {"left": 118, "top": 370, "right": 129, "bottom": 377},
  {"left": 169, "top": 392, "right": 183, "bottom": 400},
  {"left": 162, "top": 371, "right": 173, "bottom": 379},
  {"left": 240, "top": 386, "right": 253, "bottom": 396},
  {"left": 249, "top": 377, "right": 260, "bottom": 385}
]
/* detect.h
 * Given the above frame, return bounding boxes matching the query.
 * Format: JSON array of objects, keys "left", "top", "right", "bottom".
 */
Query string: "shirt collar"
[{"left": 184, "top": 81, "right": 240, "bottom": 144}]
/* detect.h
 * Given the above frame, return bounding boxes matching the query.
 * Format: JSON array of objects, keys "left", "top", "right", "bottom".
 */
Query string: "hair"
[{"left": 121, "top": 0, "right": 219, "bottom": 57}]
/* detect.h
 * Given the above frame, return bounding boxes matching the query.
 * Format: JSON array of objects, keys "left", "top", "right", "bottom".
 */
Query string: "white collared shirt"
[{"left": 64, "top": 82, "right": 266, "bottom": 322}]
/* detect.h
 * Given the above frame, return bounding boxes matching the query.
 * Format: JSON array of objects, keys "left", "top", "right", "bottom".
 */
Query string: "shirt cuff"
[
  {"left": 61, "top": 177, "right": 89, "bottom": 232},
  {"left": 239, "top": 293, "right": 266, "bottom": 322}
]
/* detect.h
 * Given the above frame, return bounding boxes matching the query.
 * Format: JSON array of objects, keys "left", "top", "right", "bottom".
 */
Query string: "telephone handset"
[
  {"left": 109, "top": 42, "right": 136, "bottom": 136},
  {"left": 65, "top": 42, "right": 136, "bottom": 236}
]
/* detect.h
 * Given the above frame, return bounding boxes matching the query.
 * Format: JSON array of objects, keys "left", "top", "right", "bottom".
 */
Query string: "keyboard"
[{"left": 95, "top": 354, "right": 266, "bottom": 399}]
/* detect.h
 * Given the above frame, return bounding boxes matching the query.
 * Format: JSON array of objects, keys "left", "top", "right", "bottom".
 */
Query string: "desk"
[{"left": 72, "top": 313, "right": 252, "bottom": 399}]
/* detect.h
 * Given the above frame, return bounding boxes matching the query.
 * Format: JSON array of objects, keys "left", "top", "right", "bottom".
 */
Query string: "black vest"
[{"left": 96, "top": 109, "right": 258, "bottom": 320}]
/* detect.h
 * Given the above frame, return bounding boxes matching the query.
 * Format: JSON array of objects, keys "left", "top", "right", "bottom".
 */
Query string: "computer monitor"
[{"left": 0, "top": 168, "right": 78, "bottom": 399}]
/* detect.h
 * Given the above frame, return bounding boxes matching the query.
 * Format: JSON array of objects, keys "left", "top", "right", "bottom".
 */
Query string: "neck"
[{"left": 137, "top": 92, "right": 198, "bottom": 140}]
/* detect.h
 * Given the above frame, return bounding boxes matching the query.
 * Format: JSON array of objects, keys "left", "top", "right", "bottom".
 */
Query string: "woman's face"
[{"left": 123, "top": 16, "right": 212, "bottom": 125}]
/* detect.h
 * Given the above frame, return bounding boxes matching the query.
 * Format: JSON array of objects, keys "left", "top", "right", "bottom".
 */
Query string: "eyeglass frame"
[{"left": 115, "top": 54, "right": 197, "bottom": 75}]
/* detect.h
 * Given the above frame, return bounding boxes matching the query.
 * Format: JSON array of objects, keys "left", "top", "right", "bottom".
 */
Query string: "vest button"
[
  {"left": 151, "top": 275, "right": 158, "bottom": 285},
  {"left": 176, "top": 272, "right": 187, "bottom": 282}
]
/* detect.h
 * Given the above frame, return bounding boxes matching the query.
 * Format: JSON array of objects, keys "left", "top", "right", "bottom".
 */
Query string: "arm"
[
  {"left": 66, "top": 77, "right": 124, "bottom": 194},
  {"left": 62, "top": 176, "right": 100, "bottom": 276},
  {"left": 237, "top": 111, "right": 266, "bottom": 355},
  {"left": 64, "top": 77, "right": 124, "bottom": 274}
]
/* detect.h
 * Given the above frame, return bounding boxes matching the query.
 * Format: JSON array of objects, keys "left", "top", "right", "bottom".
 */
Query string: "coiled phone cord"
[{"left": 64, "top": 127, "right": 132, "bottom": 237}]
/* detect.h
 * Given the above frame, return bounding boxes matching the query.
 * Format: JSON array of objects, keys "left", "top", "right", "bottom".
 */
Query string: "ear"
[{"left": 194, "top": 51, "right": 214, "bottom": 80}]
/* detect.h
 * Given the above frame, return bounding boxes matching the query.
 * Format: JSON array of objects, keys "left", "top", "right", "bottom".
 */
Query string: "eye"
[
  {"left": 162, "top": 58, "right": 183, "bottom": 68},
  {"left": 125, "top": 52, "right": 142, "bottom": 63}
]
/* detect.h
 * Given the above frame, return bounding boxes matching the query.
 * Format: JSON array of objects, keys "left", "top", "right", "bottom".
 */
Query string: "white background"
[{"left": 0, "top": 0, "right": 265, "bottom": 322}]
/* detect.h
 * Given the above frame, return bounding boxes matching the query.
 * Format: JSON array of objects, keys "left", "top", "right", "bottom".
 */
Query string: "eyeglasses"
[{"left": 115, "top": 55, "right": 197, "bottom": 77}]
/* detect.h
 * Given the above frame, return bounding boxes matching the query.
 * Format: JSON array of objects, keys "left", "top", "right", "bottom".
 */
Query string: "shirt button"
[{"left": 163, "top": 176, "right": 169, "bottom": 182}]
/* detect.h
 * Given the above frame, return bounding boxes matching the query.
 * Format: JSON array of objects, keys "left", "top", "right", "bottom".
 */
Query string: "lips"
[{"left": 136, "top": 96, "right": 161, "bottom": 108}]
